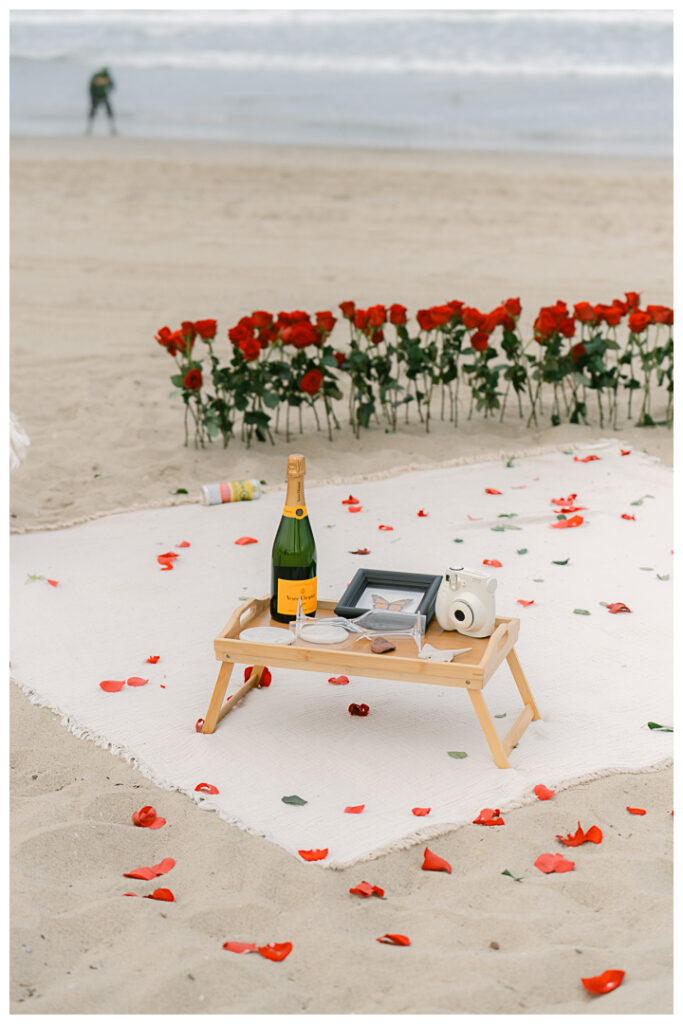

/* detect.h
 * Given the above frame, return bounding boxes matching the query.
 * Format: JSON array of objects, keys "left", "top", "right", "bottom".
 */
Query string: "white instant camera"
[{"left": 435, "top": 566, "right": 497, "bottom": 638}]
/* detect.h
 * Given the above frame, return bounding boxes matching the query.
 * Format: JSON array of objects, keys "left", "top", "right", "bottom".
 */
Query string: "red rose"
[
  {"left": 278, "top": 310, "right": 310, "bottom": 327},
  {"left": 181, "top": 321, "right": 196, "bottom": 346},
  {"left": 503, "top": 297, "right": 521, "bottom": 319},
  {"left": 367, "top": 327, "right": 384, "bottom": 345},
  {"left": 570, "top": 342, "right": 587, "bottom": 364},
  {"left": 339, "top": 301, "right": 356, "bottom": 320},
  {"left": 333, "top": 351, "right": 347, "bottom": 368},
  {"left": 624, "top": 291, "right": 640, "bottom": 311},
  {"left": 155, "top": 326, "right": 175, "bottom": 353},
  {"left": 315, "top": 310, "right": 337, "bottom": 334},
  {"left": 480, "top": 306, "right": 506, "bottom": 334},
  {"left": 611, "top": 299, "right": 628, "bottom": 315},
  {"left": 193, "top": 318, "right": 217, "bottom": 341},
  {"left": 533, "top": 308, "right": 557, "bottom": 340},
  {"left": 462, "top": 306, "right": 485, "bottom": 331},
  {"left": 367, "top": 304, "right": 387, "bottom": 328},
  {"left": 289, "top": 321, "right": 318, "bottom": 349},
  {"left": 353, "top": 308, "right": 369, "bottom": 330},
  {"left": 471, "top": 330, "right": 490, "bottom": 351},
  {"left": 646, "top": 304, "right": 673, "bottom": 326},
  {"left": 416, "top": 309, "right": 435, "bottom": 331},
  {"left": 300, "top": 369, "right": 323, "bottom": 395},
  {"left": 258, "top": 326, "right": 277, "bottom": 349},
  {"left": 429, "top": 304, "right": 455, "bottom": 328},
  {"left": 251, "top": 310, "right": 273, "bottom": 330},
  {"left": 239, "top": 337, "right": 261, "bottom": 362},
  {"left": 228, "top": 323, "right": 254, "bottom": 345},
  {"left": 169, "top": 329, "right": 187, "bottom": 354},
  {"left": 595, "top": 304, "right": 623, "bottom": 327},
  {"left": 628, "top": 310, "right": 651, "bottom": 334},
  {"left": 183, "top": 368, "right": 202, "bottom": 391},
  {"left": 558, "top": 316, "right": 576, "bottom": 338},
  {"left": 573, "top": 302, "right": 596, "bottom": 324},
  {"left": 389, "top": 303, "right": 407, "bottom": 325}
]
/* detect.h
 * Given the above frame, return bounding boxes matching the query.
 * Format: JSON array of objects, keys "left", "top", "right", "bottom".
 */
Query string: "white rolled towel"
[{"left": 10, "top": 412, "right": 30, "bottom": 470}]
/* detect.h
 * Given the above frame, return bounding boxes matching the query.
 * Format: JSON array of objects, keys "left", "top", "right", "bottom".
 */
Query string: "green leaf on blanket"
[
  {"left": 453, "top": 538, "right": 464, "bottom": 543},
  {"left": 26, "top": 573, "right": 45, "bottom": 582},
  {"left": 504, "top": 457, "right": 516, "bottom": 467},
  {"left": 556, "top": 514, "right": 567, "bottom": 520},
  {"left": 517, "top": 548, "right": 528, "bottom": 555},
  {"left": 599, "top": 601, "right": 608, "bottom": 607},
  {"left": 498, "top": 513, "right": 518, "bottom": 518},
  {"left": 631, "top": 499, "right": 643, "bottom": 506},
  {"left": 657, "top": 574, "right": 670, "bottom": 581},
  {"left": 640, "top": 567, "right": 653, "bottom": 571},
  {"left": 647, "top": 722, "right": 673, "bottom": 732},
  {"left": 281, "top": 794, "right": 308, "bottom": 805},
  {"left": 552, "top": 558, "right": 570, "bottom": 565},
  {"left": 494, "top": 713, "right": 507, "bottom": 719},
  {"left": 573, "top": 609, "right": 591, "bottom": 615},
  {"left": 447, "top": 751, "right": 468, "bottom": 759},
  {"left": 491, "top": 524, "right": 521, "bottom": 532},
  {"left": 501, "top": 869, "right": 523, "bottom": 882},
  {"left": 533, "top": 578, "right": 544, "bottom": 583}
]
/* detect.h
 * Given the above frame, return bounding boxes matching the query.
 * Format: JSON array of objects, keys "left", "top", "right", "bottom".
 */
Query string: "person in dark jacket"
[{"left": 86, "top": 67, "right": 116, "bottom": 135}]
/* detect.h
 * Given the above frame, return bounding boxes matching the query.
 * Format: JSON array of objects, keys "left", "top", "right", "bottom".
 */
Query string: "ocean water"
[{"left": 10, "top": 9, "right": 673, "bottom": 156}]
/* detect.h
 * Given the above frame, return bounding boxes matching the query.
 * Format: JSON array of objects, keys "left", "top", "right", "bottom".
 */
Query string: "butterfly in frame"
[{"left": 371, "top": 593, "right": 415, "bottom": 613}]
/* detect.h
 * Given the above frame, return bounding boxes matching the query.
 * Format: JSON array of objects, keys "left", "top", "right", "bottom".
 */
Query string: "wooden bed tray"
[{"left": 201, "top": 596, "right": 541, "bottom": 769}]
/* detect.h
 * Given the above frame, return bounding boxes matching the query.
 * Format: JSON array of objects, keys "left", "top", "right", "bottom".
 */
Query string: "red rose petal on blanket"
[
  {"left": 123, "top": 865, "right": 157, "bottom": 880},
  {"left": 350, "top": 548, "right": 371, "bottom": 555},
  {"left": 551, "top": 494, "right": 577, "bottom": 506},
  {"left": 99, "top": 679, "right": 126, "bottom": 693},
  {"left": 348, "top": 505, "right": 363, "bottom": 513},
  {"left": 483, "top": 559, "right": 502, "bottom": 567},
  {"left": 581, "top": 969, "right": 625, "bottom": 995},
  {"left": 412, "top": 807, "right": 431, "bottom": 816},
  {"left": 344, "top": 804, "right": 365, "bottom": 814},
  {"left": 558, "top": 505, "right": 587, "bottom": 513},
  {"left": 144, "top": 888, "right": 174, "bottom": 902},
  {"left": 378, "top": 524, "right": 394, "bottom": 531},
  {"left": 176, "top": 541, "right": 191, "bottom": 547},
  {"left": 517, "top": 599, "right": 534, "bottom": 607},
  {"left": 159, "top": 551, "right": 179, "bottom": 559},
  {"left": 621, "top": 514, "right": 636, "bottom": 521},
  {"left": 341, "top": 495, "right": 360, "bottom": 505},
  {"left": 146, "top": 656, "right": 160, "bottom": 664},
  {"left": 195, "top": 783, "right": 219, "bottom": 795},
  {"left": 626, "top": 807, "right": 646, "bottom": 815},
  {"left": 473, "top": 808, "right": 505, "bottom": 826},
  {"left": 298, "top": 848, "right": 328, "bottom": 861},
  {"left": 422, "top": 847, "right": 452, "bottom": 873},
  {"left": 620, "top": 449, "right": 631, "bottom": 456},
  {"left": 328, "top": 675, "right": 350, "bottom": 685},
  {"left": 533, "top": 785, "right": 555, "bottom": 801},
  {"left": 349, "top": 881, "right": 385, "bottom": 898},
  {"left": 47, "top": 579, "right": 59, "bottom": 587},
  {"left": 551, "top": 514, "right": 584, "bottom": 529},
  {"left": 126, "top": 676, "right": 149, "bottom": 687},
  {"left": 467, "top": 514, "right": 483, "bottom": 521},
  {"left": 573, "top": 455, "right": 600, "bottom": 462},
  {"left": 606, "top": 602, "right": 631, "bottom": 614},
  {"left": 485, "top": 488, "right": 503, "bottom": 495},
  {"left": 222, "top": 941, "right": 257, "bottom": 954},
  {"left": 535, "top": 853, "right": 575, "bottom": 874},
  {"left": 234, "top": 536, "right": 258, "bottom": 545},
  {"left": 195, "top": 718, "right": 204, "bottom": 733},
  {"left": 244, "top": 665, "right": 272, "bottom": 687},
  {"left": 556, "top": 822, "right": 602, "bottom": 846},
  {"left": 258, "top": 942, "right": 293, "bottom": 962},
  {"left": 417, "top": 509, "right": 429, "bottom": 516},
  {"left": 377, "top": 934, "right": 411, "bottom": 946},
  {"left": 348, "top": 703, "right": 370, "bottom": 716}
]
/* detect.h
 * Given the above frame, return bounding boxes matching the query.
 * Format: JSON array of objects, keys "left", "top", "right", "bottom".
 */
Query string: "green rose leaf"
[
  {"left": 282, "top": 794, "right": 308, "bottom": 805},
  {"left": 552, "top": 558, "right": 569, "bottom": 565},
  {"left": 453, "top": 538, "right": 464, "bottom": 543},
  {"left": 657, "top": 574, "right": 670, "bottom": 581},
  {"left": 447, "top": 751, "right": 468, "bottom": 759},
  {"left": 501, "top": 869, "right": 523, "bottom": 882},
  {"left": 517, "top": 548, "right": 528, "bottom": 555},
  {"left": 647, "top": 722, "right": 673, "bottom": 732},
  {"left": 494, "top": 713, "right": 507, "bottom": 719},
  {"left": 573, "top": 608, "right": 591, "bottom": 615}
]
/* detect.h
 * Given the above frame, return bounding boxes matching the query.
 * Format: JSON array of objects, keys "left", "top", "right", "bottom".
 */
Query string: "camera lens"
[{"left": 454, "top": 609, "right": 466, "bottom": 622}]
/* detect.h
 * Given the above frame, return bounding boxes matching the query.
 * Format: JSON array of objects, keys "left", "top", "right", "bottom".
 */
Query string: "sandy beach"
[{"left": 10, "top": 137, "right": 673, "bottom": 1013}]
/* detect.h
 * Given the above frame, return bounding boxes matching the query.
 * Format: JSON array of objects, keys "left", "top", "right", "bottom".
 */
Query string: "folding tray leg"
[
  {"left": 506, "top": 647, "right": 541, "bottom": 721},
  {"left": 202, "top": 663, "right": 266, "bottom": 734},
  {"left": 468, "top": 689, "right": 510, "bottom": 769}
]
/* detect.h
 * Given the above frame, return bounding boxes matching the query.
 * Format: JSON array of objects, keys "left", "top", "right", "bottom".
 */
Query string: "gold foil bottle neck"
[{"left": 286, "top": 453, "right": 306, "bottom": 478}]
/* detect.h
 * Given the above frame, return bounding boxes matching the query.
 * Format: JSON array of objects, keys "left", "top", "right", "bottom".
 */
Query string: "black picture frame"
[{"left": 334, "top": 569, "right": 442, "bottom": 624}]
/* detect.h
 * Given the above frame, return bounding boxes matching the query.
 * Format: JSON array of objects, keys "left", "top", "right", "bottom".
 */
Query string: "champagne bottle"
[{"left": 270, "top": 453, "right": 317, "bottom": 623}]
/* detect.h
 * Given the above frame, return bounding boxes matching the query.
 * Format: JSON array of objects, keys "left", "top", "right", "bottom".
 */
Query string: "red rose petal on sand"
[
  {"left": 620, "top": 449, "right": 631, "bottom": 456},
  {"left": 126, "top": 676, "right": 149, "bottom": 687},
  {"left": 344, "top": 805, "right": 365, "bottom": 814},
  {"left": 350, "top": 548, "right": 371, "bottom": 555},
  {"left": 298, "top": 849, "right": 328, "bottom": 861},
  {"left": 412, "top": 807, "right": 431, "bottom": 816},
  {"left": 144, "top": 888, "right": 174, "bottom": 902},
  {"left": 533, "top": 785, "right": 555, "bottom": 801},
  {"left": 123, "top": 865, "right": 157, "bottom": 880},
  {"left": 606, "top": 602, "right": 631, "bottom": 614},
  {"left": 349, "top": 881, "right": 385, "bottom": 898},
  {"left": 348, "top": 703, "right": 369, "bottom": 716},
  {"left": 122, "top": 892, "right": 139, "bottom": 897},
  {"left": 195, "top": 783, "right": 220, "bottom": 795},
  {"left": 341, "top": 495, "right": 360, "bottom": 505},
  {"left": 473, "top": 808, "right": 505, "bottom": 826},
  {"left": 222, "top": 942, "right": 257, "bottom": 954},
  {"left": 146, "top": 816, "right": 166, "bottom": 830},
  {"left": 377, "top": 934, "right": 411, "bottom": 946},
  {"left": 348, "top": 505, "right": 363, "bottom": 513},
  {"left": 176, "top": 541, "right": 191, "bottom": 547},
  {"left": 195, "top": 718, "right": 204, "bottom": 733},
  {"left": 258, "top": 942, "right": 293, "bottom": 962},
  {"left": 422, "top": 847, "right": 452, "bottom": 873},
  {"left": 378, "top": 524, "right": 394, "bottom": 531},
  {"left": 556, "top": 822, "right": 602, "bottom": 846},
  {"left": 244, "top": 665, "right": 272, "bottom": 687},
  {"left": 146, "top": 656, "right": 160, "bottom": 664},
  {"left": 517, "top": 599, "right": 534, "bottom": 607},
  {"left": 483, "top": 559, "right": 502, "bottom": 567},
  {"left": 485, "top": 488, "right": 503, "bottom": 495},
  {"left": 581, "top": 969, "right": 625, "bottom": 995},
  {"left": 131, "top": 805, "right": 165, "bottom": 829},
  {"left": 47, "top": 579, "right": 59, "bottom": 587},
  {"left": 417, "top": 509, "right": 429, "bottom": 517},
  {"left": 234, "top": 536, "right": 258, "bottom": 545},
  {"left": 152, "top": 858, "right": 176, "bottom": 876},
  {"left": 573, "top": 455, "right": 600, "bottom": 462},
  {"left": 535, "top": 853, "right": 575, "bottom": 874},
  {"left": 328, "top": 675, "right": 350, "bottom": 685},
  {"left": 99, "top": 679, "right": 126, "bottom": 693},
  {"left": 626, "top": 807, "right": 646, "bottom": 815}
]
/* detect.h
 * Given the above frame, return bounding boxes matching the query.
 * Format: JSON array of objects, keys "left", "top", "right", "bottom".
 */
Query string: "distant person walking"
[{"left": 86, "top": 67, "right": 116, "bottom": 135}]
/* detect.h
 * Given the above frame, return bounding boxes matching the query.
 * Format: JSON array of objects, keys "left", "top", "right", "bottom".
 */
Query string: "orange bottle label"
[
  {"left": 282, "top": 504, "right": 308, "bottom": 519},
  {"left": 276, "top": 576, "right": 317, "bottom": 616}
]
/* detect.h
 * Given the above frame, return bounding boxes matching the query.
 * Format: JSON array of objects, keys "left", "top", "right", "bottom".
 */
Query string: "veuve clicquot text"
[{"left": 270, "top": 453, "right": 317, "bottom": 623}]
